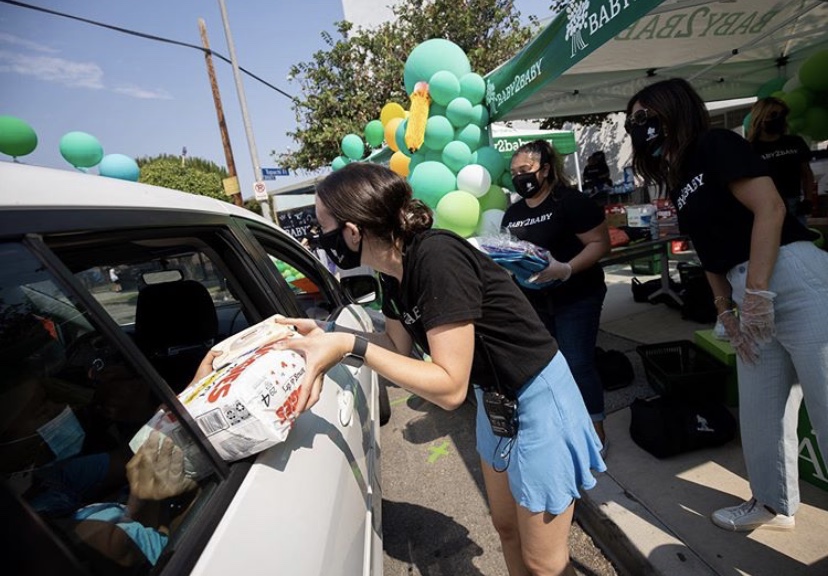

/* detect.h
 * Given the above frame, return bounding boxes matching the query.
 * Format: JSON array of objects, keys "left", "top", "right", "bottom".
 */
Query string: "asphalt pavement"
[{"left": 379, "top": 380, "right": 620, "bottom": 576}]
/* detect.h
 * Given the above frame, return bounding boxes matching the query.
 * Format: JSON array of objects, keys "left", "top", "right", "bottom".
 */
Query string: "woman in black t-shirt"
[
  {"left": 502, "top": 140, "right": 611, "bottom": 450},
  {"left": 626, "top": 78, "right": 828, "bottom": 534},
  {"left": 746, "top": 97, "right": 817, "bottom": 225},
  {"left": 276, "top": 163, "right": 604, "bottom": 575}
]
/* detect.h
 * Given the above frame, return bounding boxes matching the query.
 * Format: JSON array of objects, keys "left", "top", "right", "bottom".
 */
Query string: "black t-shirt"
[
  {"left": 671, "top": 129, "right": 814, "bottom": 273},
  {"left": 501, "top": 186, "right": 607, "bottom": 307},
  {"left": 752, "top": 134, "right": 811, "bottom": 199},
  {"left": 379, "top": 229, "right": 557, "bottom": 393}
]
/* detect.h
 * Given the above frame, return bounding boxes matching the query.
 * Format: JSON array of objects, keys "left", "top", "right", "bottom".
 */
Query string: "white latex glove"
[
  {"left": 719, "top": 309, "right": 759, "bottom": 365},
  {"left": 740, "top": 289, "right": 776, "bottom": 344},
  {"left": 530, "top": 258, "right": 572, "bottom": 283}
]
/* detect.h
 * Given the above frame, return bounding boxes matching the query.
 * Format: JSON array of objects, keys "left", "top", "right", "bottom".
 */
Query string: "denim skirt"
[{"left": 475, "top": 351, "right": 606, "bottom": 515}]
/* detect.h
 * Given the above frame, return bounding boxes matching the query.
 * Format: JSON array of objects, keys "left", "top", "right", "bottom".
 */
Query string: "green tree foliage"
[
  {"left": 136, "top": 154, "right": 231, "bottom": 201},
  {"left": 279, "top": 0, "right": 538, "bottom": 171}
]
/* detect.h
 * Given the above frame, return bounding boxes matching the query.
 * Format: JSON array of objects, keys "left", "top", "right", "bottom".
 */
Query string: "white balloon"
[
  {"left": 476, "top": 208, "right": 505, "bottom": 235},
  {"left": 456, "top": 164, "right": 492, "bottom": 197}
]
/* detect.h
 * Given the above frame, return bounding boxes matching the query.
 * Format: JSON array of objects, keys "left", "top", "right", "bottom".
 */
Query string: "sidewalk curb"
[{"left": 576, "top": 471, "right": 718, "bottom": 576}]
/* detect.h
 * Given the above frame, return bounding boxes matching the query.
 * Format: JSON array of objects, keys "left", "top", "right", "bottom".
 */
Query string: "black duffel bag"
[{"left": 629, "top": 395, "right": 737, "bottom": 458}]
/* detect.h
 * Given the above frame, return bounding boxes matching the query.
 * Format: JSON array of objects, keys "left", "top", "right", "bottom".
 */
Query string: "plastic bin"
[
  {"left": 631, "top": 254, "right": 661, "bottom": 275},
  {"left": 636, "top": 340, "right": 730, "bottom": 404}
]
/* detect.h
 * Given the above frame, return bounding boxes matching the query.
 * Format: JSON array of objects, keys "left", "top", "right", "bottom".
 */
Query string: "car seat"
[{"left": 134, "top": 280, "right": 218, "bottom": 392}]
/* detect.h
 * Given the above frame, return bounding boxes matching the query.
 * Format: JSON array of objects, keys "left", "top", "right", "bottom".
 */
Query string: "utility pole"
[
  {"left": 199, "top": 18, "right": 243, "bottom": 207},
  {"left": 217, "top": 0, "right": 275, "bottom": 222}
]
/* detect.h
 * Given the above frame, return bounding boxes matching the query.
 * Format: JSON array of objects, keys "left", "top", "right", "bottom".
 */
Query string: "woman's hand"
[
  {"left": 275, "top": 315, "right": 327, "bottom": 337},
  {"left": 530, "top": 257, "right": 572, "bottom": 283},
  {"left": 275, "top": 332, "right": 354, "bottom": 414},
  {"left": 740, "top": 289, "right": 776, "bottom": 344},
  {"left": 718, "top": 309, "right": 759, "bottom": 365}
]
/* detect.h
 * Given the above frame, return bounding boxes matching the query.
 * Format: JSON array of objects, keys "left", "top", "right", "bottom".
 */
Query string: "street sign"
[
  {"left": 253, "top": 180, "right": 269, "bottom": 201},
  {"left": 261, "top": 167, "right": 290, "bottom": 179}
]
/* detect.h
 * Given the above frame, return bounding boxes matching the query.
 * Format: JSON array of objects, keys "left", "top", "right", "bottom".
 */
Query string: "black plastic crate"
[{"left": 636, "top": 340, "right": 730, "bottom": 404}]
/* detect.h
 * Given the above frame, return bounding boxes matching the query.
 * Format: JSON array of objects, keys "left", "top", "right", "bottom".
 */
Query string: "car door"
[{"left": 187, "top": 219, "right": 382, "bottom": 576}]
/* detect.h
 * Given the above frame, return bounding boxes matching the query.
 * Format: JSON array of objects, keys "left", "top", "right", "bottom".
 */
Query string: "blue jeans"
[{"left": 536, "top": 292, "right": 606, "bottom": 421}]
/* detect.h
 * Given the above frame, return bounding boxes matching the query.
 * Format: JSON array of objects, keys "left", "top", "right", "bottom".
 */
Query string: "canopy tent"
[{"left": 485, "top": 0, "right": 828, "bottom": 121}]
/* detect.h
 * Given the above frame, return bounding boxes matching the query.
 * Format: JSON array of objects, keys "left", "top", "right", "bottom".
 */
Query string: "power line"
[{"left": 0, "top": 0, "right": 297, "bottom": 102}]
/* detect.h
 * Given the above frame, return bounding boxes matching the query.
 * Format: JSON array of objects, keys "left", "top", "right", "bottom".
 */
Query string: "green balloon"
[
  {"left": 742, "top": 112, "right": 752, "bottom": 134},
  {"left": 803, "top": 106, "right": 828, "bottom": 141},
  {"left": 332, "top": 155, "right": 350, "bottom": 171},
  {"left": 446, "top": 97, "right": 474, "bottom": 128},
  {"left": 408, "top": 152, "right": 426, "bottom": 173},
  {"left": 469, "top": 104, "right": 490, "bottom": 128},
  {"left": 408, "top": 161, "right": 457, "bottom": 209},
  {"left": 455, "top": 124, "right": 483, "bottom": 151},
  {"left": 500, "top": 172, "right": 515, "bottom": 191},
  {"left": 429, "top": 71, "right": 461, "bottom": 106},
  {"left": 395, "top": 119, "right": 413, "bottom": 157},
  {"left": 479, "top": 184, "right": 510, "bottom": 212},
  {"left": 341, "top": 133, "right": 365, "bottom": 160},
  {"left": 473, "top": 146, "right": 507, "bottom": 182},
  {"left": 756, "top": 77, "right": 787, "bottom": 99},
  {"left": 59, "top": 131, "right": 103, "bottom": 168},
  {"left": 424, "top": 115, "right": 455, "bottom": 151},
  {"left": 435, "top": 190, "right": 480, "bottom": 237},
  {"left": 459, "top": 73, "right": 486, "bottom": 105},
  {"left": 0, "top": 116, "right": 37, "bottom": 158},
  {"left": 403, "top": 39, "right": 471, "bottom": 95},
  {"left": 442, "top": 140, "right": 472, "bottom": 173},
  {"left": 424, "top": 148, "right": 444, "bottom": 163},
  {"left": 799, "top": 50, "right": 828, "bottom": 92},
  {"left": 781, "top": 90, "right": 809, "bottom": 117},
  {"left": 364, "top": 120, "right": 385, "bottom": 148},
  {"left": 430, "top": 103, "right": 447, "bottom": 117}
]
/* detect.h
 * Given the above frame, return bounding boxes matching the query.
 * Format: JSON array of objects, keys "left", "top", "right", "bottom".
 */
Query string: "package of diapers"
[{"left": 130, "top": 315, "right": 306, "bottom": 476}]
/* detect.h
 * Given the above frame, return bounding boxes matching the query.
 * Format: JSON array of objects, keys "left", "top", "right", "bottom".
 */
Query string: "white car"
[{"left": 0, "top": 162, "right": 386, "bottom": 576}]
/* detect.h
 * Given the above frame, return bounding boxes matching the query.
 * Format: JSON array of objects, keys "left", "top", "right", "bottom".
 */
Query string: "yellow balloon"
[
  {"left": 380, "top": 102, "right": 406, "bottom": 126},
  {"left": 389, "top": 151, "right": 411, "bottom": 177},
  {"left": 385, "top": 117, "right": 403, "bottom": 152}
]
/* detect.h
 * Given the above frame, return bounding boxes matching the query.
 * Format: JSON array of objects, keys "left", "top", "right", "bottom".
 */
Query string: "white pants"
[{"left": 728, "top": 241, "right": 828, "bottom": 516}]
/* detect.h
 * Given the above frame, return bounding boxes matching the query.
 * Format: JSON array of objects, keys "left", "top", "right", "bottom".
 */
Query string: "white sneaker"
[{"left": 711, "top": 498, "right": 795, "bottom": 532}]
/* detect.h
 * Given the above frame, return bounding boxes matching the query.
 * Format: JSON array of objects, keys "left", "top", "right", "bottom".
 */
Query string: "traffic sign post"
[
  {"left": 261, "top": 167, "right": 290, "bottom": 180},
  {"left": 253, "top": 181, "right": 269, "bottom": 201}
]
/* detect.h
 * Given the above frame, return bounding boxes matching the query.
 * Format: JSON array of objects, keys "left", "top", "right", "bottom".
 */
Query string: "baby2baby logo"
[{"left": 486, "top": 0, "right": 638, "bottom": 114}]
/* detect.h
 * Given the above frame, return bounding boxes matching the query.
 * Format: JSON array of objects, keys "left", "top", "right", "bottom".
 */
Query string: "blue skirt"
[{"left": 475, "top": 351, "right": 606, "bottom": 515}]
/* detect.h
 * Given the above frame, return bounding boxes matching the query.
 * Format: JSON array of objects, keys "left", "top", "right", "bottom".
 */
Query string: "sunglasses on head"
[{"left": 624, "top": 108, "right": 653, "bottom": 132}]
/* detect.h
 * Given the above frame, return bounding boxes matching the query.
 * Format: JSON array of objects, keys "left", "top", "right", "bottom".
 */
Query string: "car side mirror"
[{"left": 340, "top": 275, "right": 380, "bottom": 306}]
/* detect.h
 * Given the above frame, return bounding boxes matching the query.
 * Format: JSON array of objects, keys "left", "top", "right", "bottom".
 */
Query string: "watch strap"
[{"left": 342, "top": 335, "right": 368, "bottom": 367}]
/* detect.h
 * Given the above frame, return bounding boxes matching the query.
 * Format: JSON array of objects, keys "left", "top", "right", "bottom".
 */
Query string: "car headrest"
[{"left": 134, "top": 280, "right": 218, "bottom": 356}]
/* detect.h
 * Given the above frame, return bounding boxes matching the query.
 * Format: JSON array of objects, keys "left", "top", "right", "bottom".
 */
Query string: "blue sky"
[{"left": 1, "top": 0, "right": 555, "bottom": 199}]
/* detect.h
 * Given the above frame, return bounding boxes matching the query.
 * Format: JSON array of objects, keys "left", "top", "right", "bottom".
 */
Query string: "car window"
[
  {"left": 0, "top": 241, "right": 220, "bottom": 575},
  {"left": 55, "top": 233, "right": 259, "bottom": 394},
  {"left": 251, "top": 232, "right": 339, "bottom": 322}
]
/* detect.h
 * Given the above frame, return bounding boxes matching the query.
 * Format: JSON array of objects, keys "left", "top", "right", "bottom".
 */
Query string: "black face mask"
[
  {"left": 318, "top": 226, "right": 362, "bottom": 270},
  {"left": 629, "top": 117, "right": 665, "bottom": 157},
  {"left": 512, "top": 170, "right": 543, "bottom": 199},
  {"left": 764, "top": 116, "right": 786, "bottom": 135}
]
